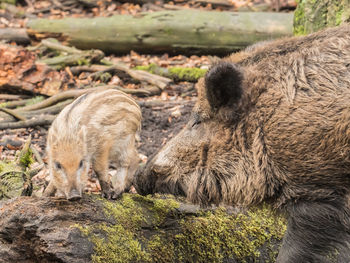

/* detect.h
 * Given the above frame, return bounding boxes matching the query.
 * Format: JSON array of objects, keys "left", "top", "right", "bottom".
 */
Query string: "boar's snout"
[{"left": 67, "top": 188, "right": 81, "bottom": 201}]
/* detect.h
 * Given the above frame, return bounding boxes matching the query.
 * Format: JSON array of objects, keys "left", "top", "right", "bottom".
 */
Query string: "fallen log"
[
  {"left": 27, "top": 10, "right": 294, "bottom": 55},
  {"left": 0, "top": 28, "right": 30, "bottom": 44},
  {"left": 0, "top": 194, "right": 286, "bottom": 263}
]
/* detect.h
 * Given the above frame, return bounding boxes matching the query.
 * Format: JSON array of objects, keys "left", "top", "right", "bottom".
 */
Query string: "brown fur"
[
  {"left": 45, "top": 88, "right": 141, "bottom": 200},
  {"left": 135, "top": 24, "right": 350, "bottom": 262}
]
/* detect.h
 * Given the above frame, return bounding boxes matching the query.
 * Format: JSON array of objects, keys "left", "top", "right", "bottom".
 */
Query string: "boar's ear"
[{"left": 205, "top": 62, "right": 243, "bottom": 109}]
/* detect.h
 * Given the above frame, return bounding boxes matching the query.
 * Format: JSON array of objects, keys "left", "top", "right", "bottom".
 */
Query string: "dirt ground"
[{"left": 138, "top": 99, "right": 195, "bottom": 157}]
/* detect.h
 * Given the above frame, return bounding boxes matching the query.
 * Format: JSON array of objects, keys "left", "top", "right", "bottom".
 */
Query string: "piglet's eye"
[
  {"left": 54, "top": 162, "right": 62, "bottom": 170},
  {"left": 79, "top": 160, "right": 84, "bottom": 169}
]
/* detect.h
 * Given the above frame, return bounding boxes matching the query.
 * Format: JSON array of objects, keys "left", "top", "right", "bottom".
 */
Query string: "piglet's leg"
[
  {"left": 111, "top": 167, "right": 129, "bottom": 196},
  {"left": 93, "top": 143, "right": 117, "bottom": 199},
  {"left": 111, "top": 156, "right": 139, "bottom": 193},
  {"left": 111, "top": 139, "right": 140, "bottom": 197},
  {"left": 43, "top": 181, "right": 56, "bottom": 197}
]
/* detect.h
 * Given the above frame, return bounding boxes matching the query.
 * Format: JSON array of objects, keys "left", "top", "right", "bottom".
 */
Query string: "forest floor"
[{"left": 0, "top": 0, "right": 296, "bottom": 196}]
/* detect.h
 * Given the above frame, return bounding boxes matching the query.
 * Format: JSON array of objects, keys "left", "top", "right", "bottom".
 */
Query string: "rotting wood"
[
  {"left": 27, "top": 10, "right": 294, "bottom": 55},
  {"left": 0, "top": 28, "right": 30, "bottom": 44},
  {"left": 0, "top": 195, "right": 286, "bottom": 262}
]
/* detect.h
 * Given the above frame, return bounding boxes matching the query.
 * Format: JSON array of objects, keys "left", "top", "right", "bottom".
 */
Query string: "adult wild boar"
[{"left": 135, "top": 24, "right": 350, "bottom": 262}]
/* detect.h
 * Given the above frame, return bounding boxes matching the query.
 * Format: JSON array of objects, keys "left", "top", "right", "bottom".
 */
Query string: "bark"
[
  {"left": 27, "top": 10, "right": 294, "bottom": 55},
  {"left": 0, "top": 194, "right": 286, "bottom": 263},
  {"left": 293, "top": 0, "right": 350, "bottom": 35}
]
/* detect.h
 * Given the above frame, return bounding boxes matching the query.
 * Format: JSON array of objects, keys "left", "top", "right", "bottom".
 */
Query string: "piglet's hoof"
[{"left": 101, "top": 186, "right": 122, "bottom": 200}]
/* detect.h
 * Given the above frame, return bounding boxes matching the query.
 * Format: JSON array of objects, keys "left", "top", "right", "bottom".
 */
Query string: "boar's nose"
[{"left": 67, "top": 189, "right": 81, "bottom": 201}]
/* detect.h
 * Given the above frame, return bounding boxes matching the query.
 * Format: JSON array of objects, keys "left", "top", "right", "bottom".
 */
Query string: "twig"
[
  {"left": 0, "top": 108, "right": 26, "bottom": 121},
  {"left": 90, "top": 85, "right": 153, "bottom": 97},
  {"left": 15, "top": 90, "right": 91, "bottom": 111},
  {"left": 70, "top": 65, "right": 107, "bottom": 75},
  {"left": 0, "top": 115, "right": 56, "bottom": 130},
  {"left": 14, "top": 86, "right": 130, "bottom": 112},
  {"left": 30, "top": 146, "right": 44, "bottom": 166},
  {"left": 24, "top": 99, "right": 73, "bottom": 116},
  {"left": 1, "top": 99, "right": 32, "bottom": 109},
  {"left": 0, "top": 100, "right": 72, "bottom": 123},
  {"left": 0, "top": 94, "right": 29, "bottom": 100},
  {"left": 28, "top": 164, "right": 45, "bottom": 178},
  {"left": 87, "top": 62, "right": 172, "bottom": 90},
  {"left": 112, "top": 62, "right": 171, "bottom": 89},
  {"left": 138, "top": 99, "right": 191, "bottom": 108},
  {"left": 41, "top": 38, "right": 82, "bottom": 54}
]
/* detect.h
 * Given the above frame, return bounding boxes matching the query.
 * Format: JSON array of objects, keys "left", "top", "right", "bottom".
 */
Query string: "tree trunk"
[
  {"left": 0, "top": 194, "right": 286, "bottom": 263},
  {"left": 27, "top": 10, "right": 294, "bottom": 55},
  {"left": 294, "top": 0, "right": 350, "bottom": 35}
]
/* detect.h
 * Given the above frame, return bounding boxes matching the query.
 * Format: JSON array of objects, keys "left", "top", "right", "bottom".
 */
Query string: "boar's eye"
[
  {"left": 192, "top": 119, "right": 202, "bottom": 127},
  {"left": 190, "top": 112, "right": 202, "bottom": 127},
  {"left": 79, "top": 160, "right": 84, "bottom": 169},
  {"left": 54, "top": 161, "right": 62, "bottom": 170}
]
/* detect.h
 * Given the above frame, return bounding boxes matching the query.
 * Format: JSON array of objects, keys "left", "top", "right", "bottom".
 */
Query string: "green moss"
[
  {"left": 0, "top": 0, "right": 16, "bottom": 5},
  {"left": 76, "top": 195, "right": 286, "bottom": 263},
  {"left": 147, "top": 233, "right": 175, "bottom": 263},
  {"left": 24, "top": 96, "right": 44, "bottom": 106},
  {"left": 134, "top": 64, "right": 158, "bottom": 74},
  {"left": 293, "top": 0, "right": 306, "bottom": 35},
  {"left": 0, "top": 161, "right": 25, "bottom": 200},
  {"left": 98, "top": 72, "right": 112, "bottom": 83},
  {"left": 0, "top": 138, "right": 35, "bottom": 200},
  {"left": 76, "top": 194, "right": 180, "bottom": 263},
  {"left": 176, "top": 205, "right": 286, "bottom": 263},
  {"left": 168, "top": 67, "right": 207, "bottom": 82},
  {"left": 134, "top": 64, "right": 207, "bottom": 82},
  {"left": 294, "top": 0, "right": 350, "bottom": 35},
  {"left": 334, "top": 4, "right": 344, "bottom": 26},
  {"left": 102, "top": 193, "right": 145, "bottom": 230},
  {"left": 18, "top": 147, "right": 34, "bottom": 168}
]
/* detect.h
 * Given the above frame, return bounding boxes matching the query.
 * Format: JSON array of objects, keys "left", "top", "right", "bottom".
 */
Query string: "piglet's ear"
[
  {"left": 205, "top": 61, "right": 243, "bottom": 109},
  {"left": 78, "top": 125, "right": 87, "bottom": 143}
]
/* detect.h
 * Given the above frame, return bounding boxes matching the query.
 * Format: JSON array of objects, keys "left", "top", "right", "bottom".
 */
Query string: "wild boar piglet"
[{"left": 44, "top": 89, "right": 141, "bottom": 200}]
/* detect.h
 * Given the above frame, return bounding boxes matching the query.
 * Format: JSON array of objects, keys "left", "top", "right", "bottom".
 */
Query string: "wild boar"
[
  {"left": 44, "top": 88, "right": 141, "bottom": 200},
  {"left": 135, "top": 24, "right": 350, "bottom": 262}
]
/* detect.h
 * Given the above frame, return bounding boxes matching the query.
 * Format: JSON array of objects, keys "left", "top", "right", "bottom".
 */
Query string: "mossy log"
[
  {"left": 27, "top": 10, "right": 293, "bottom": 55},
  {"left": 0, "top": 136, "right": 37, "bottom": 200},
  {"left": 293, "top": 0, "right": 350, "bottom": 35},
  {"left": 0, "top": 194, "right": 286, "bottom": 263}
]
